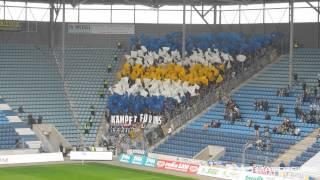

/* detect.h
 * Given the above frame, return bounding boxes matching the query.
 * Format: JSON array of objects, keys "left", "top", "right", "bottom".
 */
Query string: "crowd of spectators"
[
  {"left": 273, "top": 117, "right": 300, "bottom": 136},
  {"left": 254, "top": 99, "right": 269, "bottom": 111}
]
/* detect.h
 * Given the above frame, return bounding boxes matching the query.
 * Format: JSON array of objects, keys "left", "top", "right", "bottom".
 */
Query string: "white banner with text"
[
  {"left": 70, "top": 151, "right": 112, "bottom": 161},
  {"left": 0, "top": 152, "right": 64, "bottom": 165}
]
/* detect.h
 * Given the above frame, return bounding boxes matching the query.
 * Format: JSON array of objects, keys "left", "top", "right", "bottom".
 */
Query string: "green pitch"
[{"left": 0, "top": 163, "right": 194, "bottom": 180}]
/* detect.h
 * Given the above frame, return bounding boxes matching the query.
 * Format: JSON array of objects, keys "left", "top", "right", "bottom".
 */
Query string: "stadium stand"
[
  {"left": 0, "top": 44, "right": 123, "bottom": 146},
  {"left": 0, "top": 44, "right": 73, "bottom": 145},
  {"left": 63, "top": 47, "right": 123, "bottom": 145},
  {"left": 290, "top": 139, "right": 320, "bottom": 167},
  {"left": 0, "top": 96, "right": 39, "bottom": 149},
  {"left": 153, "top": 48, "right": 320, "bottom": 165}
]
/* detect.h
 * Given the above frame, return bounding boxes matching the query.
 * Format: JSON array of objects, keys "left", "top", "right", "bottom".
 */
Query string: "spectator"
[
  {"left": 256, "top": 139, "right": 264, "bottom": 151},
  {"left": 216, "top": 87, "right": 223, "bottom": 103},
  {"left": 203, "top": 123, "right": 209, "bottom": 131},
  {"left": 272, "top": 127, "right": 278, "bottom": 134},
  {"left": 113, "top": 54, "right": 118, "bottom": 61},
  {"left": 90, "top": 105, "right": 96, "bottom": 117},
  {"left": 293, "top": 73, "right": 298, "bottom": 84},
  {"left": 216, "top": 120, "right": 221, "bottom": 128},
  {"left": 211, "top": 120, "right": 221, "bottom": 128},
  {"left": 264, "top": 127, "right": 270, "bottom": 138},
  {"left": 254, "top": 99, "right": 258, "bottom": 111},
  {"left": 167, "top": 127, "right": 172, "bottom": 135},
  {"left": 293, "top": 41, "right": 299, "bottom": 48},
  {"left": 247, "top": 119, "right": 253, "bottom": 128},
  {"left": 38, "top": 115, "right": 43, "bottom": 124},
  {"left": 91, "top": 144, "right": 96, "bottom": 152},
  {"left": 279, "top": 161, "right": 286, "bottom": 167},
  {"left": 210, "top": 120, "right": 214, "bottom": 128},
  {"left": 249, "top": 161, "right": 256, "bottom": 166},
  {"left": 303, "top": 89, "right": 309, "bottom": 103},
  {"left": 277, "top": 104, "right": 284, "bottom": 117},
  {"left": 303, "top": 82, "right": 307, "bottom": 91},
  {"left": 103, "top": 80, "right": 109, "bottom": 89},
  {"left": 294, "top": 127, "right": 300, "bottom": 136},
  {"left": 294, "top": 105, "right": 300, "bottom": 119},
  {"left": 265, "top": 112, "right": 271, "bottom": 120},
  {"left": 296, "top": 96, "right": 302, "bottom": 108},
  {"left": 276, "top": 89, "right": 280, "bottom": 96},
  {"left": 27, "top": 114, "right": 35, "bottom": 129},
  {"left": 314, "top": 87, "right": 318, "bottom": 98},
  {"left": 84, "top": 122, "right": 90, "bottom": 134},
  {"left": 89, "top": 116, "right": 93, "bottom": 127},
  {"left": 266, "top": 138, "right": 272, "bottom": 151},
  {"left": 15, "top": 138, "right": 20, "bottom": 148},
  {"left": 264, "top": 100, "right": 269, "bottom": 112},
  {"left": 107, "top": 64, "right": 112, "bottom": 73},
  {"left": 117, "top": 42, "right": 122, "bottom": 49},
  {"left": 254, "top": 124, "right": 260, "bottom": 139},
  {"left": 18, "top": 105, "right": 25, "bottom": 114},
  {"left": 105, "top": 108, "right": 110, "bottom": 123}
]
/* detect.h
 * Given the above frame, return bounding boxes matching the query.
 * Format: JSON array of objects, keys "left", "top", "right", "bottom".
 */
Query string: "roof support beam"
[
  {"left": 192, "top": 5, "right": 214, "bottom": 32},
  {"left": 306, "top": 1, "right": 320, "bottom": 14},
  {"left": 203, "top": 6, "right": 215, "bottom": 17}
]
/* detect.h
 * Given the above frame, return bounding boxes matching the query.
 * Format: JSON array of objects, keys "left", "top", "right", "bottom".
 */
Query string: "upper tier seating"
[{"left": 154, "top": 48, "right": 320, "bottom": 165}]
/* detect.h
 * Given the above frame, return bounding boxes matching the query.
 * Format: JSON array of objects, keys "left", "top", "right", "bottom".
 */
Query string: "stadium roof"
[{"left": 8, "top": 0, "right": 298, "bottom": 6}]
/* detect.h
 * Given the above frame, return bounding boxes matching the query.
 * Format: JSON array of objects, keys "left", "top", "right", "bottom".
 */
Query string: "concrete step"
[{"left": 271, "top": 128, "right": 319, "bottom": 166}]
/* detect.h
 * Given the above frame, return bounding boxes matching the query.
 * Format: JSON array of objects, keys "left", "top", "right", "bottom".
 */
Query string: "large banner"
[
  {"left": 156, "top": 159, "right": 199, "bottom": 174},
  {"left": 110, "top": 114, "right": 162, "bottom": 126},
  {"left": 0, "top": 152, "right": 63, "bottom": 165},
  {"left": 119, "top": 154, "right": 157, "bottom": 168},
  {"left": 197, "top": 166, "right": 241, "bottom": 180},
  {"left": 68, "top": 24, "right": 134, "bottom": 34},
  {"left": 70, "top": 151, "right": 112, "bottom": 161},
  {"left": 0, "top": 20, "right": 22, "bottom": 31}
]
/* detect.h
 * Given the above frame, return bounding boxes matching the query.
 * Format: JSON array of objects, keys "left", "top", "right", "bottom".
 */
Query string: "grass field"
[{"left": 0, "top": 163, "right": 194, "bottom": 180}]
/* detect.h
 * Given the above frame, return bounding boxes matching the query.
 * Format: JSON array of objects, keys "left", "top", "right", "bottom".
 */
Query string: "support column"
[
  {"left": 182, "top": 1, "right": 186, "bottom": 60},
  {"left": 263, "top": 0, "right": 266, "bottom": 34},
  {"left": 3, "top": 0, "right": 6, "bottom": 20},
  {"left": 214, "top": 5, "right": 217, "bottom": 25},
  {"left": 134, "top": 4, "right": 136, "bottom": 24},
  {"left": 289, "top": 0, "right": 294, "bottom": 85},
  {"left": 78, "top": 4, "right": 80, "bottom": 23},
  {"left": 62, "top": 0, "right": 65, "bottom": 81},
  {"left": 318, "top": 0, "right": 320, "bottom": 48},
  {"left": 238, "top": 4, "right": 241, "bottom": 32},
  {"left": 219, "top": 5, "right": 222, "bottom": 24},
  {"left": 49, "top": 1, "right": 54, "bottom": 48}
]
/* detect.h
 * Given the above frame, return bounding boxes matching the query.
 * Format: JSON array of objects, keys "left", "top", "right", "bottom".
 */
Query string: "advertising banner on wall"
[
  {"left": 156, "top": 159, "right": 199, "bottom": 174},
  {"left": 68, "top": 24, "right": 135, "bottom": 34},
  {"left": 119, "top": 154, "right": 157, "bottom": 168},
  {"left": 197, "top": 166, "right": 241, "bottom": 180},
  {"left": 70, "top": 151, "right": 112, "bottom": 161},
  {"left": 0, "top": 152, "right": 63, "bottom": 165},
  {"left": 0, "top": 20, "right": 22, "bottom": 31}
]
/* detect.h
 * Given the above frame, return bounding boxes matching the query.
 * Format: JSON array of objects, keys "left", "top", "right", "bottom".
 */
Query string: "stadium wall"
[{"left": 0, "top": 22, "right": 318, "bottom": 48}]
